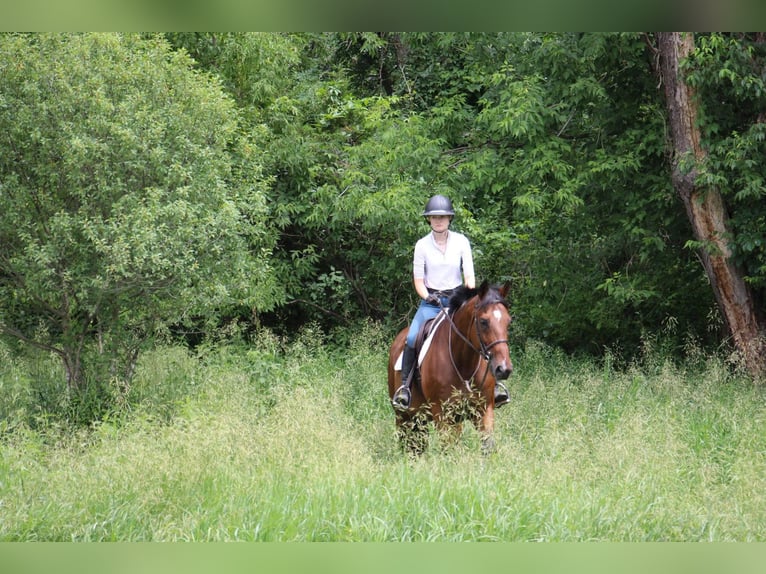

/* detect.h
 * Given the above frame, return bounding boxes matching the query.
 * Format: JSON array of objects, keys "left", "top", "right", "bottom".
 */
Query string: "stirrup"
[
  {"left": 392, "top": 385, "right": 411, "bottom": 412},
  {"left": 494, "top": 382, "right": 510, "bottom": 408}
]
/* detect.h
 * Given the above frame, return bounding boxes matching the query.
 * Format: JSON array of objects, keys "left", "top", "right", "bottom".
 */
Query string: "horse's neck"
[{"left": 448, "top": 303, "right": 478, "bottom": 357}]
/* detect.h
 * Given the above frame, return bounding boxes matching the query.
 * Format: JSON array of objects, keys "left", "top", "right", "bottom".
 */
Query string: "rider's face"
[{"left": 428, "top": 215, "right": 451, "bottom": 232}]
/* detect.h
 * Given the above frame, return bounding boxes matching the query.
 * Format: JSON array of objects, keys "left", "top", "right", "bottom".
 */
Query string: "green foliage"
[
  {"left": 684, "top": 33, "right": 766, "bottom": 297},
  {"left": 0, "top": 33, "right": 276, "bottom": 399}
]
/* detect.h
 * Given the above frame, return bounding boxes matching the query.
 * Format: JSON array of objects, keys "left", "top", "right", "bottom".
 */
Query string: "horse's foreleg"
[{"left": 477, "top": 404, "right": 496, "bottom": 455}]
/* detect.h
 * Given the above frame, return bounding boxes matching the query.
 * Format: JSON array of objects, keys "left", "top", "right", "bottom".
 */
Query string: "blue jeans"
[{"left": 405, "top": 295, "right": 450, "bottom": 348}]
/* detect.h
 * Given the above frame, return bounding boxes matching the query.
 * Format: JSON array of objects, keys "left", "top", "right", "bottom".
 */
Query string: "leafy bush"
[{"left": 0, "top": 33, "right": 276, "bottom": 401}]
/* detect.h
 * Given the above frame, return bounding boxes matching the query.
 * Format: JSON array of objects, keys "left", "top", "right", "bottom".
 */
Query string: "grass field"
[{"left": 1, "top": 324, "right": 765, "bottom": 541}]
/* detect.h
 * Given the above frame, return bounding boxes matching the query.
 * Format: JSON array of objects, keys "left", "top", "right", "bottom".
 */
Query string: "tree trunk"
[{"left": 656, "top": 32, "right": 765, "bottom": 378}]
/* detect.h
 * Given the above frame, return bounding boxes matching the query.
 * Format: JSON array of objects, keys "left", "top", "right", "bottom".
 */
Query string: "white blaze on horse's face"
[{"left": 482, "top": 302, "right": 513, "bottom": 381}]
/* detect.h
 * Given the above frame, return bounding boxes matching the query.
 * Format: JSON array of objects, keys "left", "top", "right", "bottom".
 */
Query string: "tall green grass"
[{"left": 1, "top": 325, "right": 765, "bottom": 541}]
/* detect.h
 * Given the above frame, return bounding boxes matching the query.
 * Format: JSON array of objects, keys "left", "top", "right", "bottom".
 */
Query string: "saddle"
[{"left": 396, "top": 310, "right": 448, "bottom": 374}]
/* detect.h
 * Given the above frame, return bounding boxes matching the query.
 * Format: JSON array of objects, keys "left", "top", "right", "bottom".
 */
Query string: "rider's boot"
[
  {"left": 392, "top": 345, "right": 416, "bottom": 412},
  {"left": 494, "top": 381, "right": 510, "bottom": 408}
]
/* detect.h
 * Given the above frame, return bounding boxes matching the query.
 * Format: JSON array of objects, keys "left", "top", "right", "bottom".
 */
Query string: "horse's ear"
[
  {"left": 478, "top": 279, "right": 490, "bottom": 299},
  {"left": 499, "top": 280, "right": 511, "bottom": 299}
]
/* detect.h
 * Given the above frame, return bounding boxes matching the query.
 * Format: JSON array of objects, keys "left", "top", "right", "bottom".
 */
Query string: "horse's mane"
[
  {"left": 448, "top": 282, "right": 509, "bottom": 314},
  {"left": 448, "top": 285, "right": 477, "bottom": 314}
]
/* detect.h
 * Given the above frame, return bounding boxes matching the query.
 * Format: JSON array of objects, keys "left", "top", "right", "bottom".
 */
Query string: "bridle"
[{"left": 438, "top": 297, "right": 510, "bottom": 392}]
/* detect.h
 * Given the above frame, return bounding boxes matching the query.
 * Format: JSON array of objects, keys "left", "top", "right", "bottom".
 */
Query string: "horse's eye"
[{"left": 479, "top": 319, "right": 489, "bottom": 330}]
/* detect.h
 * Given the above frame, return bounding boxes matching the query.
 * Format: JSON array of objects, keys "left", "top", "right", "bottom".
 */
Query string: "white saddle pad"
[{"left": 394, "top": 310, "right": 448, "bottom": 370}]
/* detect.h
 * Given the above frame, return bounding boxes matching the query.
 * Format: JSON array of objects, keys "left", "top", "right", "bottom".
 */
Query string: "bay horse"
[{"left": 387, "top": 281, "right": 513, "bottom": 455}]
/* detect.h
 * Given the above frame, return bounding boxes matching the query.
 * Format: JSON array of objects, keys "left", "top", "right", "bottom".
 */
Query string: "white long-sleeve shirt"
[{"left": 413, "top": 230, "right": 474, "bottom": 291}]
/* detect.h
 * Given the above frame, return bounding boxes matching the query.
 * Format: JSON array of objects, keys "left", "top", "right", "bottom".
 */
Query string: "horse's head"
[{"left": 473, "top": 281, "right": 513, "bottom": 381}]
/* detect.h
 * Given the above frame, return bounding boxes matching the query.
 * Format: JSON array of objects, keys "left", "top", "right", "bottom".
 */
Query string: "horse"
[{"left": 387, "top": 280, "right": 513, "bottom": 455}]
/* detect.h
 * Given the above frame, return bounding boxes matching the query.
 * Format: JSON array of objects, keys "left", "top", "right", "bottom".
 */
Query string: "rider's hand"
[{"left": 425, "top": 294, "right": 440, "bottom": 306}]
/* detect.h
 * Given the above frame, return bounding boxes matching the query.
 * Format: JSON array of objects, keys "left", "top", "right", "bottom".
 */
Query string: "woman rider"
[{"left": 391, "top": 194, "right": 510, "bottom": 411}]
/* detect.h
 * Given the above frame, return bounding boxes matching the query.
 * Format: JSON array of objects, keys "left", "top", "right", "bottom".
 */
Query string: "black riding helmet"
[{"left": 422, "top": 194, "right": 455, "bottom": 218}]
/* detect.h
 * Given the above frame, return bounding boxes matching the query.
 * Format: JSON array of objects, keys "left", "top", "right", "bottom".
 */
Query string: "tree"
[
  {"left": 655, "top": 32, "right": 765, "bottom": 376},
  {"left": 0, "top": 33, "right": 276, "bottom": 393}
]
